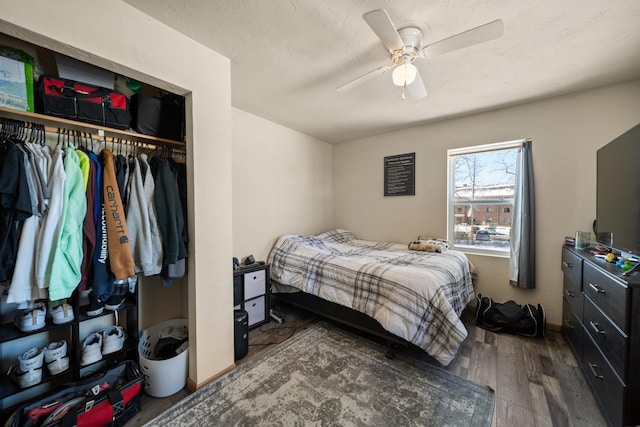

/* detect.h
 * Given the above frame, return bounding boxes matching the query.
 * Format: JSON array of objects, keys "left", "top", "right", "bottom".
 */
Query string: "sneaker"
[
  {"left": 44, "top": 341, "right": 69, "bottom": 375},
  {"left": 86, "top": 292, "right": 104, "bottom": 317},
  {"left": 81, "top": 333, "right": 103, "bottom": 366},
  {"left": 9, "top": 347, "right": 44, "bottom": 388},
  {"left": 102, "top": 326, "right": 125, "bottom": 355},
  {"left": 18, "top": 347, "right": 44, "bottom": 372},
  {"left": 16, "top": 302, "right": 47, "bottom": 332},
  {"left": 50, "top": 302, "right": 74, "bottom": 325},
  {"left": 104, "top": 294, "right": 126, "bottom": 311},
  {"left": 9, "top": 365, "right": 42, "bottom": 388}
]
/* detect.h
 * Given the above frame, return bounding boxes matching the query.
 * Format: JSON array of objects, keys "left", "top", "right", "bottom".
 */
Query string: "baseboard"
[
  {"left": 547, "top": 322, "right": 561, "bottom": 332},
  {"left": 187, "top": 363, "right": 236, "bottom": 392}
]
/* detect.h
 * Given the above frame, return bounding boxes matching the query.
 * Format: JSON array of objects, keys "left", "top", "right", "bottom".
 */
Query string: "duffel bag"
[
  {"left": 475, "top": 293, "right": 546, "bottom": 338},
  {"left": 36, "top": 75, "right": 130, "bottom": 129},
  {"left": 6, "top": 360, "right": 143, "bottom": 427}
]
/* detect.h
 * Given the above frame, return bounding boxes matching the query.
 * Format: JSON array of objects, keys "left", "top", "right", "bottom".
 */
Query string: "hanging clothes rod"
[
  {"left": 0, "top": 106, "right": 186, "bottom": 148},
  {"left": 0, "top": 116, "right": 187, "bottom": 158}
]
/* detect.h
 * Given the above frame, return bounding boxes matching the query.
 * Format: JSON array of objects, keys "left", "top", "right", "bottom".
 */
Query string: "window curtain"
[{"left": 510, "top": 140, "right": 535, "bottom": 289}]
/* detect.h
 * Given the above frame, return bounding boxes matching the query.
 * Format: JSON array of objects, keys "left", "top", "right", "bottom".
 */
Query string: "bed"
[{"left": 267, "top": 229, "right": 476, "bottom": 366}]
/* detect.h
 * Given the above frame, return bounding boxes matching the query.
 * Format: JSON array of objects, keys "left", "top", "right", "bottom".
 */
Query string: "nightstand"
[{"left": 233, "top": 264, "right": 270, "bottom": 329}]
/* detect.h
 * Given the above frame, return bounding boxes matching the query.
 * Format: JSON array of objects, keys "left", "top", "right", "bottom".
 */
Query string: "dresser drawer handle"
[
  {"left": 564, "top": 320, "right": 574, "bottom": 329},
  {"left": 589, "top": 283, "right": 606, "bottom": 294},
  {"left": 588, "top": 362, "right": 605, "bottom": 380},
  {"left": 562, "top": 261, "right": 572, "bottom": 269},
  {"left": 589, "top": 321, "right": 606, "bottom": 335},
  {"left": 564, "top": 289, "right": 575, "bottom": 298}
]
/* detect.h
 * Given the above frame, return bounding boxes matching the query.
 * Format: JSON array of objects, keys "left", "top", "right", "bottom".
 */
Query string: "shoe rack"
[{"left": 0, "top": 289, "right": 139, "bottom": 418}]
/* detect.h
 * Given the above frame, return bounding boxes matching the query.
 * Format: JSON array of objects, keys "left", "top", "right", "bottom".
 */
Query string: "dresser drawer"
[
  {"left": 584, "top": 296, "right": 628, "bottom": 380},
  {"left": 244, "top": 269, "right": 266, "bottom": 300},
  {"left": 244, "top": 296, "right": 266, "bottom": 327},
  {"left": 583, "top": 333, "right": 625, "bottom": 427},
  {"left": 562, "top": 247, "right": 583, "bottom": 293},
  {"left": 562, "top": 248, "right": 584, "bottom": 317},
  {"left": 562, "top": 297, "right": 584, "bottom": 358},
  {"left": 583, "top": 262, "right": 628, "bottom": 333}
]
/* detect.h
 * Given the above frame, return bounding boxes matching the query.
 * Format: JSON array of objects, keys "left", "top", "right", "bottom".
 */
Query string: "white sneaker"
[
  {"left": 18, "top": 347, "right": 44, "bottom": 372},
  {"left": 81, "top": 333, "right": 103, "bottom": 366},
  {"left": 17, "top": 302, "right": 46, "bottom": 332},
  {"left": 9, "top": 365, "right": 42, "bottom": 388},
  {"left": 50, "top": 302, "right": 74, "bottom": 325},
  {"left": 9, "top": 347, "right": 44, "bottom": 388},
  {"left": 102, "top": 326, "right": 125, "bottom": 355},
  {"left": 44, "top": 340, "right": 69, "bottom": 375}
]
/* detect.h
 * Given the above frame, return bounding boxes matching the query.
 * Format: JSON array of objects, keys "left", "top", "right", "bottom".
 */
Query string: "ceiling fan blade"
[
  {"left": 420, "top": 19, "right": 504, "bottom": 58},
  {"left": 336, "top": 65, "right": 392, "bottom": 92},
  {"left": 363, "top": 9, "right": 405, "bottom": 53},
  {"left": 407, "top": 70, "right": 427, "bottom": 100}
]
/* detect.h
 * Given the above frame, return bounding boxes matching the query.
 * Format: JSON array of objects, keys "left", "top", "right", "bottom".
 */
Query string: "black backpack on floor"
[{"left": 475, "top": 294, "right": 546, "bottom": 338}]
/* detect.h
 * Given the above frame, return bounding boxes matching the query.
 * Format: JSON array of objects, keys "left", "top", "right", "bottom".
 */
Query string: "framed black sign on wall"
[{"left": 384, "top": 152, "right": 415, "bottom": 196}]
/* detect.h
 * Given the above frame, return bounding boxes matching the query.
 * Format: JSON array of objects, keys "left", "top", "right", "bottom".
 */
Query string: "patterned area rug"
[{"left": 146, "top": 322, "right": 494, "bottom": 426}]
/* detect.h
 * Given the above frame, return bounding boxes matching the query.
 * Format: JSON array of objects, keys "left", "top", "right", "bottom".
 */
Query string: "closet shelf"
[{"left": 0, "top": 106, "right": 186, "bottom": 148}]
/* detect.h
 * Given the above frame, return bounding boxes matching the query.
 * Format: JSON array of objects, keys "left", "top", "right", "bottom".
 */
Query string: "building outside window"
[{"left": 447, "top": 141, "right": 522, "bottom": 255}]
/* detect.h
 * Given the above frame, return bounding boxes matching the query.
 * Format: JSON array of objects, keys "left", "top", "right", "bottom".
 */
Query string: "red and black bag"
[
  {"left": 36, "top": 76, "right": 130, "bottom": 129},
  {"left": 7, "top": 360, "right": 143, "bottom": 427}
]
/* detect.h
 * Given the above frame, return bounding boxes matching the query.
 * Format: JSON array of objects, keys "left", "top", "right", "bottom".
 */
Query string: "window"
[{"left": 447, "top": 140, "right": 522, "bottom": 255}]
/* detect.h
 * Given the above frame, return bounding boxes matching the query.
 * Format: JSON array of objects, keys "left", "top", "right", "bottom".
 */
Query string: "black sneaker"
[
  {"left": 85, "top": 293, "right": 104, "bottom": 317},
  {"left": 104, "top": 294, "right": 126, "bottom": 311}
]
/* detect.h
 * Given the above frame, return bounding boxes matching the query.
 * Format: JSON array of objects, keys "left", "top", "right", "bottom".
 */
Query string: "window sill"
[{"left": 453, "top": 246, "right": 510, "bottom": 259}]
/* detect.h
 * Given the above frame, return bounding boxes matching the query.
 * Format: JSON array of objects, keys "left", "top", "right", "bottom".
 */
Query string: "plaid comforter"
[{"left": 268, "top": 229, "right": 475, "bottom": 366}]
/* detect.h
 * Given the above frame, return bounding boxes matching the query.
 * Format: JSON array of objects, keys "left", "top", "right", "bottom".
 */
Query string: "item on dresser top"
[
  {"left": 36, "top": 75, "right": 130, "bottom": 129},
  {"left": 475, "top": 294, "right": 546, "bottom": 338},
  {"left": 574, "top": 230, "right": 590, "bottom": 249}
]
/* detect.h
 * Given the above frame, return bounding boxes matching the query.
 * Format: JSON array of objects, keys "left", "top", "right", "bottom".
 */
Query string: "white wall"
[
  {"left": 0, "top": 0, "right": 233, "bottom": 387},
  {"left": 232, "top": 108, "right": 334, "bottom": 261},
  {"left": 334, "top": 80, "right": 640, "bottom": 326}
]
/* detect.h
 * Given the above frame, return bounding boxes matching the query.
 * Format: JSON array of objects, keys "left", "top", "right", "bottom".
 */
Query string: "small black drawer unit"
[{"left": 233, "top": 264, "right": 270, "bottom": 329}]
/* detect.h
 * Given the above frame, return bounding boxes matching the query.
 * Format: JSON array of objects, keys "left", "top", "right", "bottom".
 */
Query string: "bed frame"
[{"left": 272, "top": 286, "right": 410, "bottom": 356}]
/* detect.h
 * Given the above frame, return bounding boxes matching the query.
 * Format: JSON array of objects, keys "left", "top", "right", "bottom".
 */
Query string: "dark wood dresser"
[{"left": 561, "top": 246, "right": 640, "bottom": 427}]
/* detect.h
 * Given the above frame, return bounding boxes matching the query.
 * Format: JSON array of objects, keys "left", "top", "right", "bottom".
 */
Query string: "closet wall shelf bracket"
[{"left": 0, "top": 106, "right": 186, "bottom": 148}]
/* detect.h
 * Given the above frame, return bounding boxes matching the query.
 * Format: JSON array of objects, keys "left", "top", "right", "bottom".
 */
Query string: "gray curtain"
[{"left": 509, "top": 140, "right": 535, "bottom": 289}]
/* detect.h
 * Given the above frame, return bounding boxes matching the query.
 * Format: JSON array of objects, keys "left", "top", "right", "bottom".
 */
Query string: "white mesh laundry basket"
[{"left": 138, "top": 318, "right": 188, "bottom": 398}]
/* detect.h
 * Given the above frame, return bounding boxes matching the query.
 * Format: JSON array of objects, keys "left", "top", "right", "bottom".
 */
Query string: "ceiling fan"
[{"left": 336, "top": 9, "right": 504, "bottom": 100}]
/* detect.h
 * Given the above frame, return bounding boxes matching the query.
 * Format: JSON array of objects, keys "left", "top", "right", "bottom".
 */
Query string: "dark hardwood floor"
[{"left": 130, "top": 304, "right": 606, "bottom": 427}]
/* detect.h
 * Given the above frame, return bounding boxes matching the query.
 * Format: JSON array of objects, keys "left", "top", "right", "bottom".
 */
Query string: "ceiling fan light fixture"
[{"left": 392, "top": 63, "right": 417, "bottom": 87}]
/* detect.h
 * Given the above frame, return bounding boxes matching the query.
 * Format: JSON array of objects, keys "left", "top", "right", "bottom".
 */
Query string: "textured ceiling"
[{"left": 124, "top": 0, "right": 640, "bottom": 143}]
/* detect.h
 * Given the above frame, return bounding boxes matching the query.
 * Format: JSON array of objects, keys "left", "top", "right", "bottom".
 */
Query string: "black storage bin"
[
  {"left": 234, "top": 309, "right": 249, "bottom": 360},
  {"left": 130, "top": 93, "right": 185, "bottom": 141}
]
